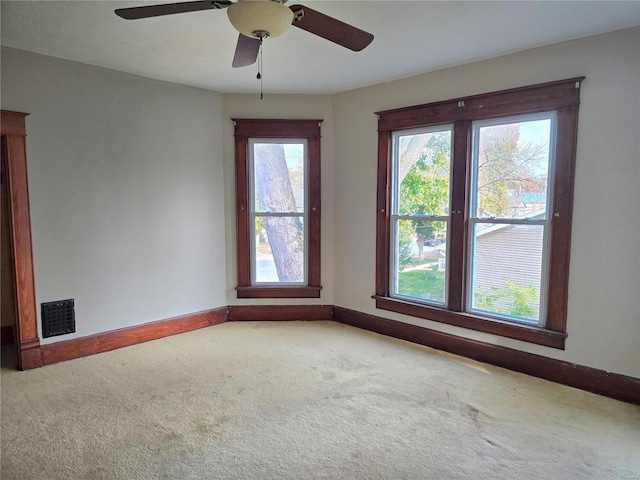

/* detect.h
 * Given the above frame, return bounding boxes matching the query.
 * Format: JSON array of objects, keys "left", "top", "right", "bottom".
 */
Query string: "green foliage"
[
  {"left": 504, "top": 281, "right": 539, "bottom": 318},
  {"left": 397, "top": 132, "right": 450, "bottom": 265},
  {"left": 399, "top": 132, "right": 450, "bottom": 218},
  {"left": 475, "top": 281, "right": 540, "bottom": 320},
  {"left": 396, "top": 123, "right": 549, "bottom": 285},
  {"left": 397, "top": 220, "right": 415, "bottom": 269},
  {"left": 397, "top": 271, "right": 539, "bottom": 319},
  {"left": 475, "top": 286, "right": 499, "bottom": 310},
  {"left": 397, "top": 269, "right": 445, "bottom": 302},
  {"left": 255, "top": 216, "right": 265, "bottom": 235}
]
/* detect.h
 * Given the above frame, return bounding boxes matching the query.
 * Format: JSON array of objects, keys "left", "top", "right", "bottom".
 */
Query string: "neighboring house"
[
  {"left": 474, "top": 206, "right": 545, "bottom": 290},
  {"left": 474, "top": 222, "right": 543, "bottom": 314}
]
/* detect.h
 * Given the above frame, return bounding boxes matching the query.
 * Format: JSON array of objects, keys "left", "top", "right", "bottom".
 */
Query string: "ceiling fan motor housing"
[{"left": 227, "top": 0, "right": 294, "bottom": 39}]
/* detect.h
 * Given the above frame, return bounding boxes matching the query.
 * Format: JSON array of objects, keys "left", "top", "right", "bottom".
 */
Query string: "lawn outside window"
[
  {"left": 234, "top": 119, "right": 322, "bottom": 298},
  {"left": 374, "top": 78, "right": 584, "bottom": 349}
]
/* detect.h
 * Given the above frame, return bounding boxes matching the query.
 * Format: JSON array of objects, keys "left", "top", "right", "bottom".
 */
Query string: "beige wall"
[
  {"left": 1, "top": 48, "right": 228, "bottom": 343},
  {"left": 221, "top": 94, "right": 335, "bottom": 305},
  {"left": 331, "top": 27, "right": 640, "bottom": 377}
]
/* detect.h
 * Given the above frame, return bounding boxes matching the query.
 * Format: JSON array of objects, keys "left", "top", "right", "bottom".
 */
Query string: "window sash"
[
  {"left": 466, "top": 112, "right": 556, "bottom": 326},
  {"left": 469, "top": 112, "right": 557, "bottom": 222},
  {"left": 389, "top": 125, "right": 453, "bottom": 307},
  {"left": 390, "top": 125, "right": 453, "bottom": 217},
  {"left": 390, "top": 216, "right": 450, "bottom": 306},
  {"left": 248, "top": 138, "right": 309, "bottom": 286},
  {"left": 466, "top": 218, "right": 551, "bottom": 326}
]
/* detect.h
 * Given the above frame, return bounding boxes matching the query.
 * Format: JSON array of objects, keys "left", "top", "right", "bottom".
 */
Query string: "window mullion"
[{"left": 448, "top": 120, "right": 471, "bottom": 312}]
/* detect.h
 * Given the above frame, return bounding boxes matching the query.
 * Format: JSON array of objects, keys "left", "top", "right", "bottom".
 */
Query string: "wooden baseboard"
[
  {"left": 228, "top": 304, "right": 334, "bottom": 321},
  {"left": 334, "top": 306, "right": 640, "bottom": 405},
  {"left": 40, "top": 307, "right": 228, "bottom": 366},
  {"left": 2, "top": 326, "right": 43, "bottom": 370},
  {"left": 17, "top": 302, "right": 640, "bottom": 405},
  {"left": 1, "top": 325, "right": 15, "bottom": 345},
  {"left": 17, "top": 337, "right": 42, "bottom": 370}
]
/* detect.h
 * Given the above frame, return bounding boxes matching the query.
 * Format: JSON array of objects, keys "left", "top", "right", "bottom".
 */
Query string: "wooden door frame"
[{"left": 1, "top": 111, "right": 42, "bottom": 370}]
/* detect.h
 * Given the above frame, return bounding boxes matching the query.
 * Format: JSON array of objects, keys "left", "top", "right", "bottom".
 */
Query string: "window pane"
[
  {"left": 394, "top": 219, "right": 447, "bottom": 304},
  {"left": 397, "top": 130, "right": 451, "bottom": 216},
  {"left": 469, "top": 223, "right": 544, "bottom": 324},
  {"left": 474, "top": 118, "right": 551, "bottom": 219},
  {"left": 254, "top": 216, "right": 305, "bottom": 284},
  {"left": 253, "top": 143, "right": 305, "bottom": 213}
]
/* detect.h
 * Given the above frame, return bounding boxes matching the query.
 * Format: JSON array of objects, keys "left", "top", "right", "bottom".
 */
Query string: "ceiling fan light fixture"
[{"left": 227, "top": 0, "right": 293, "bottom": 39}]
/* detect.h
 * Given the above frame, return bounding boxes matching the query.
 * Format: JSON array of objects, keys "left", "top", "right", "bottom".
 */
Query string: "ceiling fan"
[{"left": 115, "top": 0, "right": 374, "bottom": 68}]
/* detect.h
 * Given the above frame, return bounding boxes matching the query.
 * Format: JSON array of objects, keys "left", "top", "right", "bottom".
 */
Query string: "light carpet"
[{"left": 1, "top": 321, "right": 639, "bottom": 479}]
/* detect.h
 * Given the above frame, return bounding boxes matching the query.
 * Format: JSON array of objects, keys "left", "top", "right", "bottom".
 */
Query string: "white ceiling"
[{"left": 2, "top": 1, "right": 639, "bottom": 94}]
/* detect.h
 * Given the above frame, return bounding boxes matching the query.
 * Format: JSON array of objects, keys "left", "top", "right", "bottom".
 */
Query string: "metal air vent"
[{"left": 41, "top": 299, "right": 75, "bottom": 338}]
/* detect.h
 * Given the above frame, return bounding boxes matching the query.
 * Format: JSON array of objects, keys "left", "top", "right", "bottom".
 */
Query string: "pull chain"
[{"left": 256, "top": 37, "right": 264, "bottom": 100}]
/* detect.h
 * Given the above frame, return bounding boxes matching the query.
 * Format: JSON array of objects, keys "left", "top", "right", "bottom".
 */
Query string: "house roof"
[
  {"left": 476, "top": 209, "right": 547, "bottom": 238},
  {"left": 1, "top": 1, "right": 639, "bottom": 94}
]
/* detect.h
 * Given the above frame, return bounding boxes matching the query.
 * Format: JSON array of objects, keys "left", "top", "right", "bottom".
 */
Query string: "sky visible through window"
[
  {"left": 283, "top": 144, "right": 303, "bottom": 170},
  {"left": 518, "top": 119, "right": 551, "bottom": 176}
]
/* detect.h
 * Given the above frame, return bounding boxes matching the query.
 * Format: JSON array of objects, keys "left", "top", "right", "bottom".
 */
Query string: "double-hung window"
[
  {"left": 375, "top": 78, "right": 583, "bottom": 348},
  {"left": 234, "top": 119, "right": 322, "bottom": 298}
]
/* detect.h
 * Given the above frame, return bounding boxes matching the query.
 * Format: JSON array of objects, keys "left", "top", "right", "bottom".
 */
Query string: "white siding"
[
  {"left": 474, "top": 224, "right": 544, "bottom": 291},
  {"left": 473, "top": 224, "right": 544, "bottom": 315}
]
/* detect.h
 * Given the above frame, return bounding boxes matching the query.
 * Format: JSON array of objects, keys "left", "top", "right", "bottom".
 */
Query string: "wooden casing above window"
[{"left": 374, "top": 78, "right": 585, "bottom": 349}]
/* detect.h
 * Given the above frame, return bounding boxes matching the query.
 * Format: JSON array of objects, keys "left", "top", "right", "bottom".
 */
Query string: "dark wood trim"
[
  {"left": 8, "top": 299, "right": 638, "bottom": 405},
  {"left": 40, "top": 307, "right": 227, "bottom": 366},
  {"left": 546, "top": 104, "right": 579, "bottom": 333},
  {"left": 376, "top": 78, "right": 585, "bottom": 131},
  {"left": 228, "top": 304, "right": 333, "bottom": 321},
  {"left": 307, "top": 135, "right": 322, "bottom": 288},
  {"left": 235, "top": 133, "right": 250, "bottom": 287},
  {"left": 233, "top": 119, "right": 323, "bottom": 297},
  {"left": 1, "top": 111, "right": 42, "bottom": 370},
  {"left": 447, "top": 120, "right": 471, "bottom": 312},
  {"left": 334, "top": 306, "right": 640, "bottom": 405},
  {"left": 236, "top": 286, "right": 321, "bottom": 298},
  {"left": 232, "top": 119, "right": 323, "bottom": 138},
  {"left": 374, "top": 295, "right": 566, "bottom": 349},
  {"left": 0, "top": 111, "right": 28, "bottom": 136},
  {"left": 374, "top": 130, "right": 391, "bottom": 296},
  {"left": 1, "top": 325, "right": 15, "bottom": 345}
]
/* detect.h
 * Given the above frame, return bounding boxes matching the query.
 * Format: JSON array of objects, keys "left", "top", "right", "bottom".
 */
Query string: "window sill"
[
  {"left": 372, "top": 295, "right": 566, "bottom": 349},
  {"left": 237, "top": 286, "right": 322, "bottom": 299}
]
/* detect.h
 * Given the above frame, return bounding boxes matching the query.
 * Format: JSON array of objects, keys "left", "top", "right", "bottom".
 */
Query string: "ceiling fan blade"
[
  {"left": 289, "top": 5, "right": 374, "bottom": 52},
  {"left": 232, "top": 34, "right": 260, "bottom": 68},
  {"left": 115, "top": 1, "right": 232, "bottom": 20}
]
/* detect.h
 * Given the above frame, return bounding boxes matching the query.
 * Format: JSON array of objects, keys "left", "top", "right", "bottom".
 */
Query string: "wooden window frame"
[
  {"left": 234, "top": 119, "right": 322, "bottom": 298},
  {"left": 1, "top": 111, "right": 42, "bottom": 369},
  {"left": 374, "top": 78, "right": 584, "bottom": 349}
]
